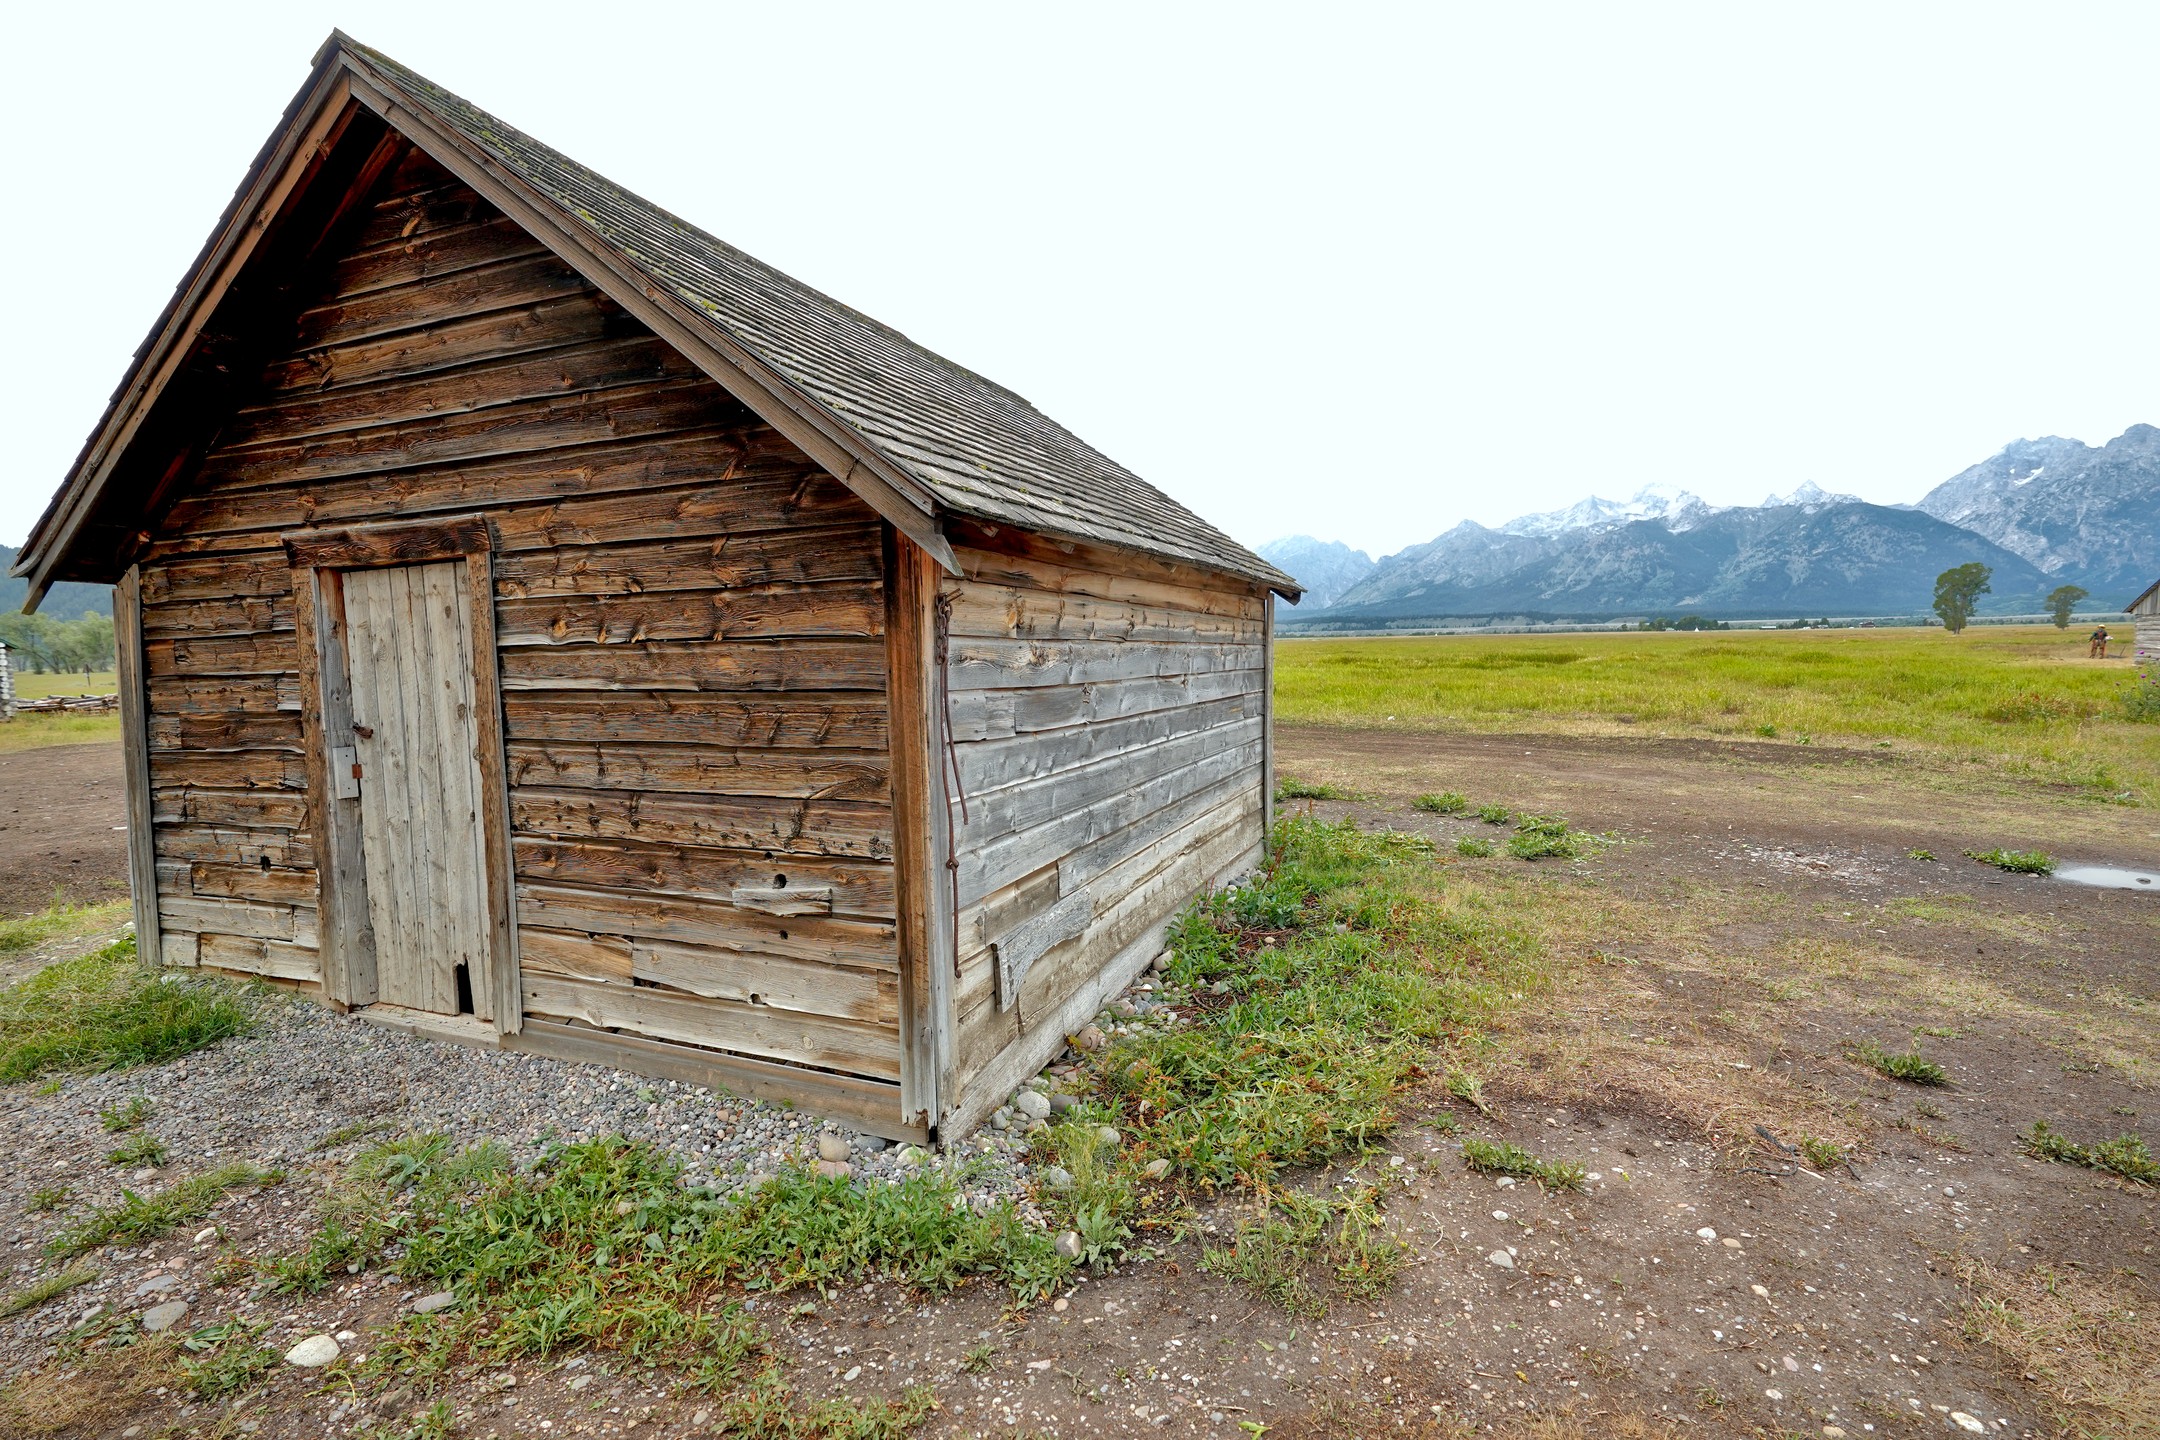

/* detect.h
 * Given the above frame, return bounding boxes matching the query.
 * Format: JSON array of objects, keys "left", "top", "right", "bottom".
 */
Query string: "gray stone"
[
  {"left": 856, "top": 1136, "right": 890, "bottom": 1153},
  {"left": 1011, "top": 1090, "right": 1051, "bottom": 1122},
  {"left": 285, "top": 1334, "right": 342, "bottom": 1367},
  {"left": 1151, "top": 949, "right": 1174, "bottom": 974},
  {"left": 568, "top": 1374, "right": 595, "bottom": 1392},
  {"left": 1095, "top": 1125, "right": 1123, "bottom": 1147},
  {"left": 1142, "top": 1158, "right": 1172, "bottom": 1180},
  {"left": 1055, "top": 1230, "right": 1084, "bottom": 1260},
  {"left": 1048, "top": 1093, "right": 1081, "bottom": 1115},
  {"left": 816, "top": 1133, "right": 851, "bottom": 1163},
  {"left": 814, "top": 1158, "right": 852, "bottom": 1180},
  {"left": 1073, "top": 1025, "right": 1108, "bottom": 1053},
  {"left": 411, "top": 1291, "right": 457, "bottom": 1315},
  {"left": 1041, "top": 1166, "right": 1075, "bottom": 1192},
  {"left": 134, "top": 1274, "right": 179, "bottom": 1296},
  {"left": 1486, "top": 1250, "right": 1515, "bottom": 1269},
  {"left": 141, "top": 1301, "right": 189, "bottom": 1332}
]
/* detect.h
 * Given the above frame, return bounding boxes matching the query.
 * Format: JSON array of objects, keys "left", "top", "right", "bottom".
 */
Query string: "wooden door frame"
[{"left": 284, "top": 515, "right": 522, "bottom": 1034}]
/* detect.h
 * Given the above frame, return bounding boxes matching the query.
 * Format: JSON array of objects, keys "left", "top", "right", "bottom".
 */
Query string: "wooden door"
[{"left": 341, "top": 563, "right": 494, "bottom": 1018}]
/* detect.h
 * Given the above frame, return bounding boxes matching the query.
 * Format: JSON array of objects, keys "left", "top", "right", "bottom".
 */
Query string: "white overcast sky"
[{"left": 4, "top": 2, "right": 2156, "bottom": 561}]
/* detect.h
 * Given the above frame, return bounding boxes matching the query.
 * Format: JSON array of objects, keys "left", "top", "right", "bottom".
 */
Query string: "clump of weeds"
[
  {"left": 1456, "top": 836, "right": 1497, "bottom": 858},
  {"left": 2019, "top": 1122, "right": 2158, "bottom": 1185},
  {"left": 1276, "top": 778, "right": 1361, "bottom": 803},
  {"left": 1850, "top": 1039, "right": 1948, "bottom": 1086},
  {"left": 1796, "top": 1135, "right": 1846, "bottom": 1170},
  {"left": 1413, "top": 792, "right": 1468, "bottom": 815},
  {"left": 104, "top": 1132, "right": 169, "bottom": 1168},
  {"left": 98, "top": 1096, "right": 154, "bottom": 1132},
  {"left": 1475, "top": 803, "right": 1512, "bottom": 825},
  {"left": 1461, "top": 1137, "right": 1586, "bottom": 1191},
  {"left": 1507, "top": 814, "right": 1582, "bottom": 860},
  {"left": 1963, "top": 847, "right": 2055, "bottom": 875}
]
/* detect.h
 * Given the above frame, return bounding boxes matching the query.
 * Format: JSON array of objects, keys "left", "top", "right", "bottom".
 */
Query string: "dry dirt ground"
[
  {"left": 3, "top": 728, "right": 2156, "bottom": 1439},
  {"left": 0, "top": 741, "right": 127, "bottom": 918}
]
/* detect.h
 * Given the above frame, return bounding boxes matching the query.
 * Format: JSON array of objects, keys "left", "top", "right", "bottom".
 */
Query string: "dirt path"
[
  {"left": 0, "top": 741, "right": 127, "bottom": 917},
  {"left": 2, "top": 729, "right": 2153, "bottom": 1438}
]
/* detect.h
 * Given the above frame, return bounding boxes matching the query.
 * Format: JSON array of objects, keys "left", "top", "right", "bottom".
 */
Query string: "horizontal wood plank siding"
[
  {"left": 940, "top": 538, "right": 1269, "bottom": 1128},
  {"left": 135, "top": 143, "right": 900, "bottom": 1093}
]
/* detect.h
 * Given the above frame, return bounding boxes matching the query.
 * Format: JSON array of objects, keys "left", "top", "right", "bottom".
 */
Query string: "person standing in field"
[{"left": 2089, "top": 625, "right": 2110, "bottom": 658}]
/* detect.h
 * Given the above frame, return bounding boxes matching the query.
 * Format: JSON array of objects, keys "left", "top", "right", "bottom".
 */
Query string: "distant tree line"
[
  {"left": 0, "top": 611, "right": 116, "bottom": 674},
  {"left": 1636, "top": 615, "right": 1730, "bottom": 631}
]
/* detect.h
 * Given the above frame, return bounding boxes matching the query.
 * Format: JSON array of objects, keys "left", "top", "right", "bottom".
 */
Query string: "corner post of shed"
[
  {"left": 113, "top": 566, "right": 162, "bottom": 965},
  {"left": 1261, "top": 589, "right": 1277, "bottom": 841},
  {"left": 886, "top": 526, "right": 955, "bottom": 1133}
]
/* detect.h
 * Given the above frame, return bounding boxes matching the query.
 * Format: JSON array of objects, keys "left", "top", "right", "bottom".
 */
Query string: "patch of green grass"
[
  {"left": 1460, "top": 1137, "right": 1587, "bottom": 1191},
  {"left": 98, "top": 1095, "right": 154, "bottom": 1132},
  {"left": 1273, "top": 626, "right": 2160, "bottom": 802},
  {"left": 0, "top": 711, "right": 123, "bottom": 753},
  {"left": 1851, "top": 1039, "right": 1949, "bottom": 1086},
  {"left": 1275, "top": 777, "right": 1360, "bottom": 803},
  {"left": 1506, "top": 814, "right": 1582, "bottom": 861},
  {"left": 1964, "top": 847, "right": 2056, "bottom": 875},
  {"left": 1455, "top": 836, "right": 1496, "bottom": 858},
  {"left": 1413, "top": 791, "right": 1468, "bottom": 814},
  {"left": 2020, "top": 1122, "right": 2158, "bottom": 1185},
  {"left": 0, "top": 1264, "right": 98, "bottom": 1318},
  {"left": 1201, "top": 1187, "right": 1405, "bottom": 1317},
  {"left": 104, "top": 1132, "right": 168, "bottom": 1168},
  {"left": 333, "top": 1133, "right": 1041, "bottom": 1430},
  {"left": 29, "top": 1185, "right": 69, "bottom": 1212},
  {"left": 0, "top": 899, "right": 130, "bottom": 958},
  {"left": 176, "top": 1319, "right": 281, "bottom": 1401},
  {"left": 1105, "top": 817, "right": 1510, "bottom": 1192},
  {"left": 1474, "top": 803, "right": 1512, "bottom": 825},
  {"left": 1909, "top": 848, "right": 1937, "bottom": 862},
  {"left": 48, "top": 1163, "right": 278, "bottom": 1257},
  {"left": 0, "top": 934, "right": 253, "bottom": 1083}
]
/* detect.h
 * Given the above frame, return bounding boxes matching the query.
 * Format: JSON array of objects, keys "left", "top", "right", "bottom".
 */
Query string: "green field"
[
  {"left": 12, "top": 670, "right": 116, "bottom": 700},
  {"left": 1275, "top": 623, "right": 2160, "bottom": 801}
]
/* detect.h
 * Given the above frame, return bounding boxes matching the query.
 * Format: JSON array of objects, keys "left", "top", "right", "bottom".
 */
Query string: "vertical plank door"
[{"left": 342, "top": 563, "right": 494, "bottom": 1017}]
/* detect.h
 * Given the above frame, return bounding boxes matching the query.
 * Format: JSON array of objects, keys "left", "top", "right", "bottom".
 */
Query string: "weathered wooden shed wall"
[
  {"left": 936, "top": 526, "right": 1271, "bottom": 1130},
  {"left": 135, "top": 143, "right": 907, "bottom": 1120}
]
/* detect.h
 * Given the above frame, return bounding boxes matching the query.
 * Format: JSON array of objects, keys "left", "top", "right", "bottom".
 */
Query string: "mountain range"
[{"left": 1265, "top": 425, "right": 2160, "bottom": 628}]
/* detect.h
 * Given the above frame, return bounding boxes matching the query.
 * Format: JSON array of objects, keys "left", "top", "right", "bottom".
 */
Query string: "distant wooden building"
[
  {"left": 2128, "top": 577, "right": 2159, "bottom": 665},
  {"left": 13, "top": 35, "right": 1297, "bottom": 1141}
]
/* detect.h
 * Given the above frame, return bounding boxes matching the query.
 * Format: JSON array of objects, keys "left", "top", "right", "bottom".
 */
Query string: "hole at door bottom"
[
  {"left": 772, "top": 873, "right": 787, "bottom": 888},
  {"left": 258, "top": 856, "right": 271, "bottom": 873},
  {"left": 454, "top": 963, "right": 475, "bottom": 1016}
]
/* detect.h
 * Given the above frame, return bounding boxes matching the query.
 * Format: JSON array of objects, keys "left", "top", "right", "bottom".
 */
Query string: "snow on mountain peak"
[
  {"left": 1496, "top": 485, "right": 1712, "bottom": 538},
  {"left": 1759, "top": 481, "right": 1861, "bottom": 509}
]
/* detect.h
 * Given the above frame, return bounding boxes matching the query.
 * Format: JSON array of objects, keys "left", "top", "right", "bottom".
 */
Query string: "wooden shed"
[{"left": 12, "top": 35, "right": 1299, "bottom": 1142}]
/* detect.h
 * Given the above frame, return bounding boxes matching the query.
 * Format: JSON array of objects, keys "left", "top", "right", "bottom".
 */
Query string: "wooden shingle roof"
[{"left": 15, "top": 34, "right": 1296, "bottom": 603}]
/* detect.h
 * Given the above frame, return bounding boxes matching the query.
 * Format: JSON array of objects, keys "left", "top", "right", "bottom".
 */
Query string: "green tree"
[
  {"left": 2045, "top": 584, "right": 2089, "bottom": 629},
  {"left": 1933, "top": 562, "right": 1991, "bottom": 634}
]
